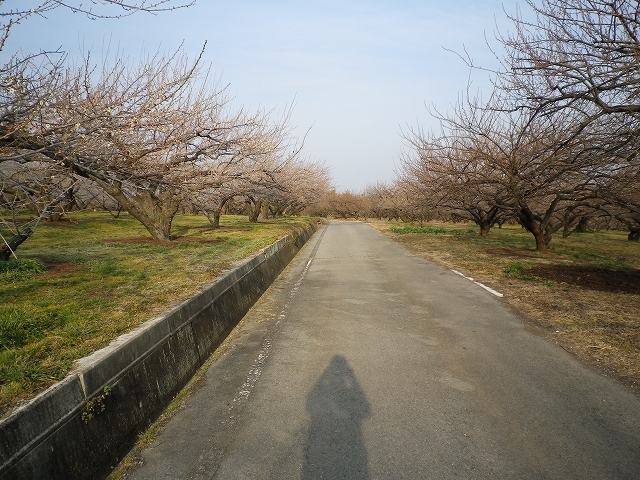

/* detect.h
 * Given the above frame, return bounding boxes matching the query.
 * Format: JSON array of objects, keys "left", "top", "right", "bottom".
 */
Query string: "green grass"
[
  {"left": 503, "top": 261, "right": 530, "bottom": 274},
  {"left": 0, "top": 212, "right": 317, "bottom": 415},
  {"left": 0, "top": 258, "right": 47, "bottom": 280},
  {"left": 503, "top": 261, "right": 540, "bottom": 280}
]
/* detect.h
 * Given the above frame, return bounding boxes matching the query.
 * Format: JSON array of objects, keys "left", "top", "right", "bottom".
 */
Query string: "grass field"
[
  {"left": 371, "top": 220, "right": 640, "bottom": 395},
  {"left": 0, "top": 212, "right": 317, "bottom": 417}
]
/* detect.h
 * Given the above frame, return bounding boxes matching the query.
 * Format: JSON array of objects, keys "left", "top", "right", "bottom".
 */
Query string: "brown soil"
[
  {"left": 40, "top": 260, "right": 82, "bottom": 276},
  {"left": 103, "top": 236, "right": 224, "bottom": 245},
  {"left": 485, "top": 247, "right": 537, "bottom": 258},
  {"left": 485, "top": 247, "right": 563, "bottom": 259},
  {"left": 192, "top": 225, "right": 252, "bottom": 231},
  {"left": 524, "top": 265, "right": 640, "bottom": 295},
  {"left": 41, "top": 218, "right": 81, "bottom": 227}
]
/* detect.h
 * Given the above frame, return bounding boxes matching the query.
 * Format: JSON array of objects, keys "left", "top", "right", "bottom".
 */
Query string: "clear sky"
[{"left": 2, "top": 0, "right": 522, "bottom": 191}]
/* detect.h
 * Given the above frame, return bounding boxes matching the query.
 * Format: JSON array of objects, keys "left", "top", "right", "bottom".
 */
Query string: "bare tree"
[
  {"left": 188, "top": 109, "right": 311, "bottom": 227},
  {"left": 0, "top": 156, "right": 78, "bottom": 259},
  {"left": 313, "top": 190, "right": 368, "bottom": 219},
  {"left": 261, "top": 159, "right": 331, "bottom": 218},
  {"left": 0, "top": 0, "right": 195, "bottom": 256},
  {"left": 2, "top": 48, "right": 290, "bottom": 242},
  {"left": 597, "top": 161, "right": 640, "bottom": 240},
  {"left": 392, "top": 173, "right": 437, "bottom": 224},
  {"left": 499, "top": 0, "right": 640, "bottom": 120},
  {"left": 2, "top": 47, "right": 316, "bottom": 246},
  {"left": 399, "top": 124, "right": 510, "bottom": 236},
  {"left": 494, "top": 0, "right": 640, "bottom": 240},
  {"left": 401, "top": 90, "right": 610, "bottom": 250},
  {"left": 0, "top": 51, "right": 76, "bottom": 257}
]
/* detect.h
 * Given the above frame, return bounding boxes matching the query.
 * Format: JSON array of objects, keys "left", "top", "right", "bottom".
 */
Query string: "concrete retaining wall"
[{"left": 0, "top": 223, "right": 317, "bottom": 480}]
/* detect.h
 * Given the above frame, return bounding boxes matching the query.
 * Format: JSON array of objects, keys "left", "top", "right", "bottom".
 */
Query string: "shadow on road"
[{"left": 302, "top": 355, "right": 372, "bottom": 480}]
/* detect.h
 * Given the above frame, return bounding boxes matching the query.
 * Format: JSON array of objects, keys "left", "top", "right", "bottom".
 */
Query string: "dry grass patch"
[{"left": 370, "top": 220, "right": 640, "bottom": 395}]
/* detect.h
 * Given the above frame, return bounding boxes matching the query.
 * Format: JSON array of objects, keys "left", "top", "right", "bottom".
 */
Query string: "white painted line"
[
  {"left": 224, "top": 248, "right": 316, "bottom": 427},
  {"left": 472, "top": 282, "right": 504, "bottom": 298},
  {"left": 452, "top": 269, "right": 504, "bottom": 297}
]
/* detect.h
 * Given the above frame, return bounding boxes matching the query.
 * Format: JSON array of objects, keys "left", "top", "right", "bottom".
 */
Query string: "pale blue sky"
[{"left": 2, "top": 0, "right": 521, "bottom": 191}]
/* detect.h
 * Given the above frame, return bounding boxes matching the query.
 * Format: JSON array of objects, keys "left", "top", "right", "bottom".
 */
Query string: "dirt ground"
[
  {"left": 523, "top": 264, "right": 640, "bottom": 295},
  {"left": 103, "top": 236, "right": 224, "bottom": 245}
]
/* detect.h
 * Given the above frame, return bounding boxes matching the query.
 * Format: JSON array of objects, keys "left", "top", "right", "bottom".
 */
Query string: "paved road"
[{"left": 126, "top": 222, "right": 640, "bottom": 480}]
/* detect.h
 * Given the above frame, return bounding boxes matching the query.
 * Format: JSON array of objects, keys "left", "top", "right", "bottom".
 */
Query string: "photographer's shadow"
[{"left": 302, "top": 355, "right": 371, "bottom": 480}]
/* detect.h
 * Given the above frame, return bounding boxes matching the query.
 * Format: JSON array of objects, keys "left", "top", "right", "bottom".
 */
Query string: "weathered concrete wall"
[{"left": 0, "top": 224, "right": 317, "bottom": 480}]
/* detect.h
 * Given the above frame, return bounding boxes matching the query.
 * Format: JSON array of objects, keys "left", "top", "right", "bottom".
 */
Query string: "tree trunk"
[
  {"left": 71, "top": 166, "right": 181, "bottom": 242},
  {"left": 0, "top": 228, "right": 33, "bottom": 261},
  {"left": 613, "top": 214, "right": 640, "bottom": 242},
  {"left": 533, "top": 231, "right": 550, "bottom": 251},
  {"left": 101, "top": 185, "right": 180, "bottom": 242},
  {"left": 515, "top": 204, "right": 550, "bottom": 251},
  {"left": 260, "top": 201, "right": 270, "bottom": 220},
  {"left": 576, "top": 216, "right": 589, "bottom": 233},
  {"left": 206, "top": 197, "right": 235, "bottom": 229},
  {"left": 211, "top": 210, "right": 221, "bottom": 228},
  {"left": 470, "top": 206, "right": 503, "bottom": 237},
  {"left": 479, "top": 222, "right": 491, "bottom": 237},
  {"left": 246, "top": 198, "right": 262, "bottom": 223}
]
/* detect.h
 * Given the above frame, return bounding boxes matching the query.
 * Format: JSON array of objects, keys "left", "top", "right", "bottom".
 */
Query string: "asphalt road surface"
[{"left": 125, "top": 221, "right": 640, "bottom": 480}]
